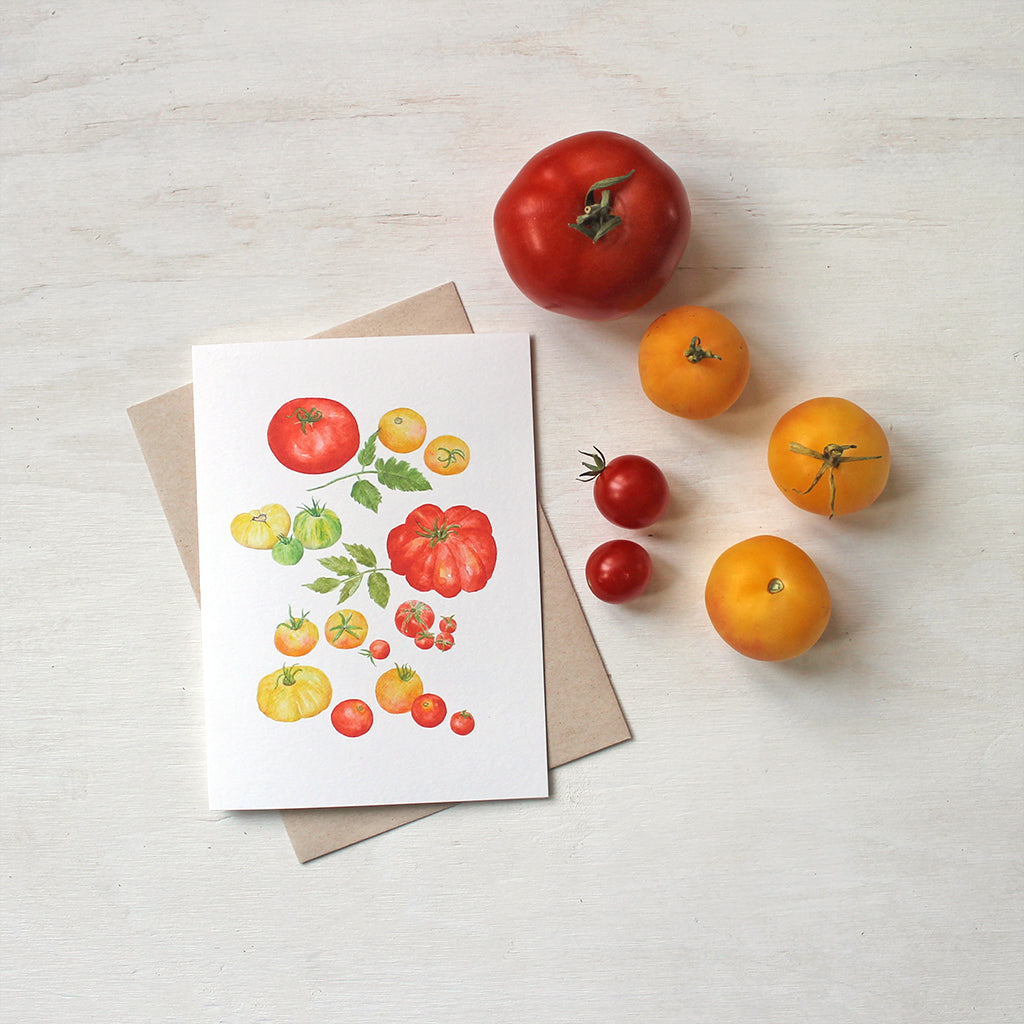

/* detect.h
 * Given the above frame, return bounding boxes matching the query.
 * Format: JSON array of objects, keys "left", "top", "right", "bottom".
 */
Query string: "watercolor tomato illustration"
[
  {"left": 375, "top": 664, "right": 424, "bottom": 714},
  {"left": 361, "top": 639, "right": 391, "bottom": 663},
  {"left": 331, "top": 698, "right": 374, "bottom": 737},
  {"left": 411, "top": 693, "right": 447, "bottom": 728},
  {"left": 257, "top": 664, "right": 332, "bottom": 723},
  {"left": 378, "top": 408, "right": 427, "bottom": 454},
  {"left": 638, "top": 306, "right": 751, "bottom": 420},
  {"left": 434, "top": 633, "right": 453, "bottom": 652},
  {"left": 388, "top": 504, "right": 497, "bottom": 598},
  {"left": 585, "top": 539, "right": 653, "bottom": 604},
  {"left": 493, "top": 130, "right": 690, "bottom": 320},
  {"left": 274, "top": 609, "right": 319, "bottom": 657},
  {"left": 423, "top": 435, "right": 470, "bottom": 476},
  {"left": 267, "top": 397, "right": 360, "bottom": 475},
  {"left": 414, "top": 630, "right": 435, "bottom": 651},
  {"left": 704, "top": 535, "right": 831, "bottom": 661},
  {"left": 394, "top": 599, "right": 434, "bottom": 637},
  {"left": 450, "top": 710, "right": 475, "bottom": 735},
  {"left": 325, "top": 609, "right": 368, "bottom": 650},
  {"left": 292, "top": 499, "right": 342, "bottom": 550},
  {"left": 271, "top": 534, "right": 304, "bottom": 565},
  {"left": 438, "top": 615, "right": 457, "bottom": 635},
  {"left": 767, "top": 397, "right": 890, "bottom": 518},
  {"left": 579, "top": 448, "right": 669, "bottom": 529},
  {"left": 230, "top": 503, "right": 290, "bottom": 549}
]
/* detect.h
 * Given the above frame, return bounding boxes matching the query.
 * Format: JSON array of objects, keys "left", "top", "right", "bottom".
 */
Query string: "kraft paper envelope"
[{"left": 128, "top": 282, "right": 631, "bottom": 862}]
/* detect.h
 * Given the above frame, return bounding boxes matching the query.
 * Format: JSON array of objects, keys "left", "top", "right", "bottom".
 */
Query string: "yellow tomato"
[
  {"left": 257, "top": 664, "right": 332, "bottom": 722},
  {"left": 325, "top": 609, "right": 368, "bottom": 650},
  {"left": 378, "top": 407, "right": 427, "bottom": 453},
  {"left": 767, "top": 397, "right": 890, "bottom": 518},
  {"left": 638, "top": 305, "right": 750, "bottom": 419},
  {"left": 274, "top": 609, "right": 319, "bottom": 657},
  {"left": 230, "top": 504, "right": 291, "bottom": 549},
  {"left": 704, "top": 535, "right": 831, "bottom": 661},
  {"left": 424, "top": 435, "right": 470, "bottom": 475}
]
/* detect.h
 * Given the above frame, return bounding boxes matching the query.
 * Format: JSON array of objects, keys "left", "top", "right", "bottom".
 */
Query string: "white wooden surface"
[{"left": 3, "top": 3, "right": 1022, "bottom": 1021}]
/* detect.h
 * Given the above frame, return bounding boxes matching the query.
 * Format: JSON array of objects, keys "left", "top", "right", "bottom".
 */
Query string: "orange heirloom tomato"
[
  {"left": 638, "top": 305, "right": 750, "bottom": 419},
  {"left": 325, "top": 609, "right": 368, "bottom": 650},
  {"left": 375, "top": 664, "right": 424, "bottom": 714},
  {"left": 424, "top": 435, "right": 470, "bottom": 475},
  {"left": 767, "top": 397, "right": 890, "bottom": 518},
  {"left": 274, "top": 608, "right": 319, "bottom": 657},
  {"left": 378, "top": 407, "right": 427, "bottom": 454},
  {"left": 704, "top": 535, "right": 831, "bottom": 661}
]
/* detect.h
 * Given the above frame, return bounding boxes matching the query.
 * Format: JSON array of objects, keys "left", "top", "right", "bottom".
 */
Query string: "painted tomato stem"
[{"left": 569, "top": 170, "right": 635, "bottom": 242}]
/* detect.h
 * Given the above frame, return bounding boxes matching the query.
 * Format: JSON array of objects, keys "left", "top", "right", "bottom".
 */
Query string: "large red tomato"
[
  {"left": 387, "top": 504, "right": 497, "bottom": 598},
  {"left": 267, "top": 397, "right": 360, "bottom": 475},
  {"left": 493, "top": 131, "right": 691, "bottom": 320}
]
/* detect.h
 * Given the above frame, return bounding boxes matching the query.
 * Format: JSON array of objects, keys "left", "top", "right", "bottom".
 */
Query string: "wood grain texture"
[{"left": 2, "top": 2, "right": 1021, "bottom": 1021}]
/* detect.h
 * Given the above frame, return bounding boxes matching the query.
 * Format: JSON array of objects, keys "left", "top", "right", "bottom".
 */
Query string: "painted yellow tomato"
[
  {"left": 767, "top": 397, "right": 890, "bottom": 518},
  {"left": 375, "top": 664, "right": 424, "bottom": 714},
  {"left": 274, "top": 609, "right": 319, "bottom": 657},
  {"left": 704, "top": 535, "right": 831, "bottom": 661},
  {"left": 378, "top": 407, "right": 427, "bottom": 453},
  {"left": 256, "top": 664, "right": 332, "bottom": 722},
  {"left": 230, "top": 504, "right": 291, "bottom": 549},
  {"left": 325, "top": 609, "right": 368, "bottom": 650},
  {"left": 638, "top": 305, "right": 750, "bottom": 419},
  {"left": 424, "top": 435, "right": 470, "bottom": 475}
]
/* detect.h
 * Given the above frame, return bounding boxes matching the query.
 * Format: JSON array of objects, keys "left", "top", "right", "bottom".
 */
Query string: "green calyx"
[
  {"left": 569, "top": 171, "right": 635, "bottom": 242},
  {"left": 788, "top": 441, "right": 883, "bottom": 518},
  {"left": 577, "top": 446, "right": 607, "bottom": 482},
  {"left": 685, "top": 336, "right": 721, "bottom": 363}
]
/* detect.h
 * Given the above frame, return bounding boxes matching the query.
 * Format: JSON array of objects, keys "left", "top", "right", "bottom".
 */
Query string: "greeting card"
[{"left": 192, "top": 333, "right": 548, "bottom": 810}]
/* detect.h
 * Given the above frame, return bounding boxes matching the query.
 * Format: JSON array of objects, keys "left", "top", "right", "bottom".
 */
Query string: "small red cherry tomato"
[
  {"left": 579, "top": 448, "right": 669, "bottom": 528},
  {"left": 411, "top": 693, "right": 447, "bottom": 728},
  {"left": 438, "top": 615, "right": 457, "bottom": 635},
  {"left": 585, "top": 539, "right": 653, "bottom": 603},
  {"left": 435, "top": 633, "right": 454, "bottom": 652},
  {"left": 450, "top": 710, "right": 475, "bottom": 735},
  {"left": 361, "top": 639, "right": 391, "bottom": 663},
  {"left": 414, "top": 630, "right": 435, "bottom": 651},
  {"left": 331, "top": 698, "right": 374, "bottom": 737},
  {"left": 394, "top": 600, "right": 434, "bottom": 637}
]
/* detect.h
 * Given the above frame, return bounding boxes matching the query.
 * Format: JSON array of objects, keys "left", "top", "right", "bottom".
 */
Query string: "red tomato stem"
[{"left": 569, "top": 170, "right": 635, "bottom": 242}]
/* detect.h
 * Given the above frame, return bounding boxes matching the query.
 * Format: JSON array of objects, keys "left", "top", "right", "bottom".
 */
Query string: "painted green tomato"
[
  {"left": 293, "top": 499, "right": 343, "bottom": 550},
  {"left": 272, "top": 535, "right": 304, "bottom": 565}
]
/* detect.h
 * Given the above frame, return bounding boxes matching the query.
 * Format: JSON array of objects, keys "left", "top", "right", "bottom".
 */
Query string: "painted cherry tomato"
[
  {"left": 375, "top": 664, "right": 424, "bottom": 714},
  {"left": 579, "top": 448, "right": 669, "bottom": 529},
  {"left": 361, "top": 639, "right": 391, "bottom": 663},
  {"left": 388, "top": 504, "right": 497, "bottom": 598},
  {"left": 450, "top": 710, "right": 475, "bottom": 735},
  {"left": 493, "top": 131, "right": 691, "bottom": 320},
  {"left": 704, "top": 535, "right": 831, "bottom": 661},
  {"left": 767, "top": 397, "right": 890, "bottom": 518},
  {"left": 414, "top": 630, "right": 435, "bottom": 651},
  {"left": 274, "top": 609, "right": 319, "bottom": 657},
  {"left": 394, "top": 600, "right": 435, "bottom": 637},
  {"left": 411, "top": 693, "right": 447, "bottom": 728},
  {"left": 271, "top": 534, "right": 304, "bottom": 565},
  {"left": 292, "top": 499, "right": 343, "bottom": 549},
  {"left": 434, "top": 633, "right": 454, "bottom": 652},
  {"left": 267, "top": 397, "right": 360, "bottom": 475},
  {"left": 423, "top": 435, "right": 470, "bottom": 476},
  {"left": 378, "top": 407, "right": 427, "bottom": 454},
  {"left": 438, "top": 615, "right": 457, "bottom": 635},
  {"left": 230, "top": 504, "right": 290, "bottom": 549},
  {"left": 638, "top": 305, "right": 751, "bottom": 419},
  {"left": 585, "top": 539, "right": 653, "bottom": 604},
  {"left": 331, "top": 698, "right": 374, "bottom": 737},
  {"left": 324, "top": 609, "right": 368, "bottom": 650}
]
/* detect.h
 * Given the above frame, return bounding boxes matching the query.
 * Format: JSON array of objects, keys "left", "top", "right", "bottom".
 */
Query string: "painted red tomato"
[
  {"left": 493, "top": 131, "right": 691, "bottom": 320},
  {"left": 331, "top": 698, "right": 374, "bottom": 737},
  {"left": 450, "top": 710, "right": 475, "bottom": 735},
  {"left": 411, "top": 693, "right": 447, "bottom": 728},
  {"left": 267, "top": 397, "right": 360, "bottom": 475},
  {"left": 394, "top": 600, "right": 434, "bottom": 637},
  {"left": 387, "top": 504, "right": 498, "bottom": 598}
]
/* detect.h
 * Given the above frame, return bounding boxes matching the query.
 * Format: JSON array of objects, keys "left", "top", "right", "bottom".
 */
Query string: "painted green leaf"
[
  {"left": 318, "top": 555, "right": 358, "bottom": 576},
  {"left": 344, "top": 542, "right": 377, "bottom": 568},
  {"left": 375, "top": 457, "right": 431, "bottom": 493},
  {"left": 367, "top": 571, "right": 390, "bottom": 609},
  {"left": 303, "top": 576, "right": 342, "bottom": 595},
  {"left": 335, "top": 576, "right": 361, "bottom": 604},
  {"left": 351, "top": 478, "right": 383, "bottom": 512},
  {"left": 357, "top": 431, "right": 378, "bottom": 468}
]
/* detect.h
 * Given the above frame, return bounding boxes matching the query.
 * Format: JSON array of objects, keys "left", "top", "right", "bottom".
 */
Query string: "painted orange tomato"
[
  {"left": 375, "top": 664, "right": 424, "bottom": 714},
  {"left": 324, "top": 609, "right": 368, "bottom": 650},
  {"left": 424, "top": 435, "right": 470, "bottom": 475},
  {"left": 638, "top": 305, "right": 750, "bottom": 419},
  {"left": 767, "top": 397, "right": 890, "bottom": 518},
  {"left": 378, "top": 407, "right": 427, "bottom": 453},
  {"left": 274, "top": 609, "right": 319, "bottom": 657},
  {"left": 704, "top": 535, "right": 831, "bottom": 661}
]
